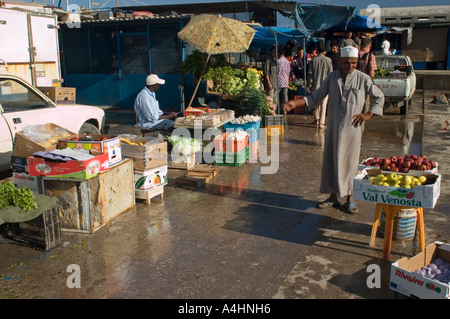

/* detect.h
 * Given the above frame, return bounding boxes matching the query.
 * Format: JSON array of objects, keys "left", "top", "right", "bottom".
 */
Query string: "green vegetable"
[
  {"left": 375, "top": 67, "right": 389, "bottom": 77},
  {"left": 0, "top": 181, "right": 38, "bottom": 212},
  {"left": 237, "top": 87, "right": 272, "bottom": 116}
]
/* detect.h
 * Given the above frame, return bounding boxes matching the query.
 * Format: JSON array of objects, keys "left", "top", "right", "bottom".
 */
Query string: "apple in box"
[{"left": 58, "top": 134, "right": 122, "bottom": 166}]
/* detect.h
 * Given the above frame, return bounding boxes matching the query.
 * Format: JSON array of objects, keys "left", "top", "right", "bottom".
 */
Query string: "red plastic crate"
[
  {"left": 183, "top": 107, "right": 210, "bottom": 117},
  {"left": 214, "top": 132, "right": 249, "bottom": 152},
  {"left": 294, "top": 95, "right": 303, "bottom": 100}
]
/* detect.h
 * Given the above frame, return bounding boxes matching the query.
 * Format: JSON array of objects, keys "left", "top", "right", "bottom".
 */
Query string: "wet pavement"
[{"left": 0, "top": 89, "right": 449, "bottom": 300}]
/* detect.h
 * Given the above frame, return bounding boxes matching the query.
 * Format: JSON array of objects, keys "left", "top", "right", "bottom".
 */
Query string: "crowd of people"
[{"left": 264, "top": 31, "right": 388, "bottom": 128}]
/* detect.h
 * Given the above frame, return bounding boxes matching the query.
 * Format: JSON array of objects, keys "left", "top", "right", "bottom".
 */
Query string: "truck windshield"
[
  {"left": 375, "top": 57, "right": 408, "bottom": 71},
  {"left": 0, "top": 78, "right": 48, "bottom": 112}
]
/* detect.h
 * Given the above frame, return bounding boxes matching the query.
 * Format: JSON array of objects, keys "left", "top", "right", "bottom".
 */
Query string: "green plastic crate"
[{"left": 214, "top": 147, "right": 249, "bottom": 166}]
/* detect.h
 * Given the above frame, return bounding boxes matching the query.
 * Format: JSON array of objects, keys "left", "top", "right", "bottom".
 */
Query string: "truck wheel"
[
  {"left": 400, "top": 100, "right": 410, "bottom": 115},
  {"left": 79, "top": 122, "right": 100, "bottom": 135}
]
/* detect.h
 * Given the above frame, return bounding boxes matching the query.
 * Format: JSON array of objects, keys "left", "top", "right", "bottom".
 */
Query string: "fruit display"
[
  {"left": 367, "top": 172, "right": 430, "bottom": 189},
  {"left": 362, "top": 154, "right": 437, "bottom": 173},
  {"left": 414, "top": 258, "right": 450, "bottom": 285},
  {"left": 21, "top": 124, "right": 74, "bottom": 148},
  {"left": 0, "top": 181, "right": 37, "bottom": 212}
]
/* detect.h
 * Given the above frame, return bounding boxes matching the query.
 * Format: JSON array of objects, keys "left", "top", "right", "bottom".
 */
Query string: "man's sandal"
[
  {"left": 343, "top": 201, "right": 359, "bottom": 214},
  {"left": 316, "top": 199, "right": 340, "bottom": 209}
]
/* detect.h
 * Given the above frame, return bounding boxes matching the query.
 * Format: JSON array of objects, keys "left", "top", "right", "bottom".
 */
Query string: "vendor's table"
[{"left": 369, "top": 203, "right": 425, "bottom": 261}]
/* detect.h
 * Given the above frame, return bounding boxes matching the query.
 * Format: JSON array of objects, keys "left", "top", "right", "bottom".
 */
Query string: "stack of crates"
[
  {"left": 223, "top": 118, "right": 261, "bottom": 159},
  {"left": 213, "top": 132, "right": 249, "bottom": 167}
]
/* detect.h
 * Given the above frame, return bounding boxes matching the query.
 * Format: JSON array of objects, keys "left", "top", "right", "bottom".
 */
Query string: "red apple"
[
  {"left": 390, "top": 163, "right": 397, "bottom": 168},
  {"left": 405, "top": 154, "right": 411, "bottom": 159},
  {"left": 411, "top": 154, "right": 418, "bottom": 160},
  {"left": 430, "top": 160, "right": 436, "bottom": 168},
  {"left": 401, "top": 167, "right": 410, "bottom": 173},
  {"left": 381, "top": 165, "right": 391, "bottom": 171},
  {"left": 392, "top": 167, "right": 399, "bottom": 172},
  {"left": 403, "top": 161, "right": 412, "bottom": 168},
  {"left": 382, "top": 158, "right": 391, "bottom": 166},
  {"left": 426, "top": 163, "right": 432, "bottom": 170},
  {"left": 420, "top": 164, "right": 427, "bottom": 170},
  {"left": 397, "top": 158, "right": 404, "bottom": 166},
  {"left": 390, "top": 156, "right": 398, "bottom": 163}
]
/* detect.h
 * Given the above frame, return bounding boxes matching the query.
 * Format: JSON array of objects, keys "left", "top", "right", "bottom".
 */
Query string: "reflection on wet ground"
[{"left": 0, "top": 94, "right": 448, "bottom": 299}]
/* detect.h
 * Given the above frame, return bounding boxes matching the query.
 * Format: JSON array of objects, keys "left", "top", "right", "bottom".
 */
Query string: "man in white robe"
[{"left": 283, "top": 46, "right": 385, "bottom": 214}]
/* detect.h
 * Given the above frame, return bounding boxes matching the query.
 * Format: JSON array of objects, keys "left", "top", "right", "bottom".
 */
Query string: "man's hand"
[
  {"left": 282, "top": 101, "right": 296, "bottom": 113},
  {"left": 352, "top": 112, "right": 373, "bottom": 127}
]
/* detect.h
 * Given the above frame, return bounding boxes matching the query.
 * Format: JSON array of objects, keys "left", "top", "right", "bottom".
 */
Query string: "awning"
[
  {"left": 251, "top": 26, "right": 305, "bottom": 45},
  {"left": 327, "top": 14, "right": 386, "bottom": 32}
]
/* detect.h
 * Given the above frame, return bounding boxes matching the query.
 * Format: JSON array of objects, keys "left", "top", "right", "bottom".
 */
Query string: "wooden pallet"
[
  {"left": 175, "top": 164, "right": 218, "bottom": 188},
  {"left": 135, "top": 186, "right": 164, "bottom": 205}
]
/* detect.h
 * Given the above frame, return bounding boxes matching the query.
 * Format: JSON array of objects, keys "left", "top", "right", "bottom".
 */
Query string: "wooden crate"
[
  {"left": 135, "top": 186, "right": 164, "bottom": 205},
  {"left": 43, "top": 159, "right": 135, "bottom": 233}
]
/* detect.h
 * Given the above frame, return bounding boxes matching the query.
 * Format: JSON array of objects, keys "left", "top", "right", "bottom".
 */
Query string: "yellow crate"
[{"left": 265, "top": 125, "right": 284, "bottom": 136}]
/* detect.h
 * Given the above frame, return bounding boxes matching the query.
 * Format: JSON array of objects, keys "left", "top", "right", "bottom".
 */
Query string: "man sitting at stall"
[{"left": 134, "top": 74, "right": 177, "bottom": 131}]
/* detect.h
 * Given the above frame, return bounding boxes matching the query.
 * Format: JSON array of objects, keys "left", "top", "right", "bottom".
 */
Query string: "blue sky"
[{"left": 32, "top": 0, "right": 450, "bottom": 15}]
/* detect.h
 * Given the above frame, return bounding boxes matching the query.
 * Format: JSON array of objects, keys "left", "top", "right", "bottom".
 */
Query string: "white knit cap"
[
  {"left": 340, "top": 46, "right": 359, "bottom": 58},
  {"left": 146, "top": 74, "right": 165, "bottom": 86}
]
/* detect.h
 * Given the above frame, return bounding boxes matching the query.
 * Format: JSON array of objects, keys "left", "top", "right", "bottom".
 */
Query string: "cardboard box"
[
  {"left": 358, "top": 157, "right": 438, "bottom": 175},
  {"left": 38, "top": 86, "right": 76, "bottom": 104},
  {"left": 169, "top": 153, "right": 196, "bottom": 170},
  {"left": 134, "top": 165, "right": 168, "bottom": 190},
  {"left": 12, "top": 123, "right": 77, "bottom": 158},
  {"left": 353, "top": 168, "right": 441, "bottom": 209},
  {"left": 58, "top": 134, "right": 122, "bottom": 166},
  {"left": 27, "top": 152, "right": 110, "bottom": 180},
  {"left": 12, "top": 172, "right": 43, "bottom": 194},
  {"left": 11, "top": 156, "right": 29, "bottom": 173},
  {"left": 390, "top": 242, "right": 450, "bottom": 299},
  {"left": 120, "top": 136, "right": 167, "bottom": 170}
]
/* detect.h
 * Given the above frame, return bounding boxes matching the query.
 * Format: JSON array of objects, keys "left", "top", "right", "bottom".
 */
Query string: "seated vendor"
[{"left": 134, "top": 74, "right": 177, "bottom": 131}]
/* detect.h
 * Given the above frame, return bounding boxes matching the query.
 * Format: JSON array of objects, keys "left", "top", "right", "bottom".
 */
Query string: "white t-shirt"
[{"left": 381, "top": 40, "right": 391, "bottom": 55}]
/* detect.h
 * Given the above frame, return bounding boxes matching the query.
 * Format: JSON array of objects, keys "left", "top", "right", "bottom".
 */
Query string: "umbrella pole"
[{"left": 187, "top": 54, "right": 211, "bottom": 109}]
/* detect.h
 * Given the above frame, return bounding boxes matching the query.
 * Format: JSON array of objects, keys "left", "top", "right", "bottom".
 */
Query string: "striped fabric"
[{"left": 278, "top": 56, "right": 291, "bottom": 88}]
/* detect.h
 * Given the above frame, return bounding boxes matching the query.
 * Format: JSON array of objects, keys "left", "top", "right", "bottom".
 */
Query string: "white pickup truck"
[
  {"left": 373, "top": 55, "right": 416, "bottom": 115},
  {"left": 0, "top": 72, "right": 106, "bottom": 172}
]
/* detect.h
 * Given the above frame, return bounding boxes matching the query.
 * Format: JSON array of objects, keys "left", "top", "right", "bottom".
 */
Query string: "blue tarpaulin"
[
  {"left": 251, "top": 26, "right": 305, "bottom": 45},
  {"left": 293, "top": 4, "right": 355, "bottom": 37},
  {"left": 327, "top": 14, "right": 386, "bottom": 32}
]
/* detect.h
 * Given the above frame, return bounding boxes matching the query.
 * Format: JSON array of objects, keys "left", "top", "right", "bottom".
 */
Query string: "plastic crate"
[
  {"left": 264, "top": 115, "right": 284, "bottom": 127},
  {"left": 265, "top": 125, "right": 284, "bottom": 136},
  {"left": 214, "top": 133, "right": 248, "bottom": 152},
  {"left": 183, "top": 107, "right": 210, "bottom": 117},
  {"left": 214, "top": 147, "right": 249, "bottom": 166},
  {"left": 2, "top": 204, "right": 61, "bottom": 251},
  {"left": 223, "top": 119, "right": 261, "bottom": 143}
]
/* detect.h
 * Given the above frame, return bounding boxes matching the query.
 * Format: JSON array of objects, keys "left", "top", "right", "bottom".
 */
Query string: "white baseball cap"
[
  {"left": 340, "top": 46, "right": 359, "bottom": 58},
  {"left": 146, "top": 74, "right": 165, "bottom": 86}
]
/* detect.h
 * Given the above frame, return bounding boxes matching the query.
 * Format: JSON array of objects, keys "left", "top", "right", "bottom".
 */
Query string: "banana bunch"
[{"left": 120, "top": 138, "right": 144, "bottom": 146}]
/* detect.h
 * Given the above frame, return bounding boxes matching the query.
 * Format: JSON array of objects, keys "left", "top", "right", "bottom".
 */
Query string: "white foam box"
[
  {"left": 353, "top": 168, "right": 441, "bottom": 209},
  {"left": 390, "top": 241, "right": 450, "bottom": 299},
  {"left": 133, "top": 165, "right": 168, "bottom": 190}
]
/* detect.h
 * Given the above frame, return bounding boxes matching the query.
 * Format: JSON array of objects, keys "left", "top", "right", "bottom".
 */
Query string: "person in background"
[
  {"left": 339, "top": 31, "right": 357, "bottom": 48},
  {"left": 291, "top": 46, "right": 307, "bottom": 86},
  {"left": 277, "top": 46, "right": 291, "bottom": 107},
  {"left": 134, "top": 74, "right": 177, "bottom": 131},
  {"left": 358, "top": 37, "right": 377, "bottom": 79},
  {"left": 381, "top": 36, "right": 391, "bottom": 55},
  {"left": 264, "top": 46, "right": 279, "bottom": 107},
  {"left": 307, "top": 43, "right": 333, "bottom": 129},
  {"left": 353, "top": 32, "right": 361, "bottom": 48},
  {"left": 326, "top": 40, "right": 341, "bottom": 71},
  {"left": 282, "top": 46, "right": 384, "bottom": 214}
]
